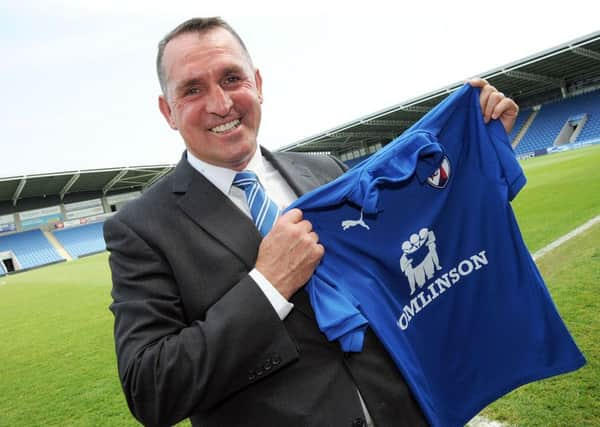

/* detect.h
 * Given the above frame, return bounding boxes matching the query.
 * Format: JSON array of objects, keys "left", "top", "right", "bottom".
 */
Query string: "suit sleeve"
[
  {"left": 104, "top": 216, "right": 299, "bottom": 427},
  {"left": 329, "top": 154, "right": 349, "bottom": 173}
]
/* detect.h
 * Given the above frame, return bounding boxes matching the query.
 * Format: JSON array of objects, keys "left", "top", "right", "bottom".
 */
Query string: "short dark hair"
[{"left": 156, "top": 17, "right": 252, "bottom": 95}]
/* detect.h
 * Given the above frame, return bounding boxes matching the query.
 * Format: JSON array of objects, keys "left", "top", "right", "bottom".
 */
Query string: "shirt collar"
[{"left": 186, "top": 147, "right": 266, "bottom": 195}]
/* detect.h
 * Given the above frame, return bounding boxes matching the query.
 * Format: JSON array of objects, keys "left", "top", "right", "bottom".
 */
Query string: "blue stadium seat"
[
  {"left": 516, "top": 89, "right": 600, "bottom": 155},
  {"left": 52, "top": 222, "right": 106, "bottom": 259},
  {"left": 0, "top": 230, "right": 64, "bottom": 270},
  {"left": 574, "top": 91, "right": 600, "bottom": 143}
]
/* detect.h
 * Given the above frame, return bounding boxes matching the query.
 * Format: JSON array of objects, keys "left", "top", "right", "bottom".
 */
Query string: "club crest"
[{"left": 427, "top": 156, "right": 450, "bottom": 188}]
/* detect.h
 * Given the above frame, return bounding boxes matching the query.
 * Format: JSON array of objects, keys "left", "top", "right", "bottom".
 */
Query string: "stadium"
[{"left": 1, "top": 31, "right": 599, "bottom": 426}]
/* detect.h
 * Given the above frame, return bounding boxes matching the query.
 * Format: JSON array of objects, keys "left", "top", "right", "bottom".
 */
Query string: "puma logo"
[{"left": 341, "top": 210, "right": 370, "bottom": 231}]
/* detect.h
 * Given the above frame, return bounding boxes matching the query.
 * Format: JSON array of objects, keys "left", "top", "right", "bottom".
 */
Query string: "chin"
[
  {"left": 234, "top": 141, "right": 257, "bottom": 158},
  {"left": 225, "top": 148, "right": 253, "bottom": 169}
]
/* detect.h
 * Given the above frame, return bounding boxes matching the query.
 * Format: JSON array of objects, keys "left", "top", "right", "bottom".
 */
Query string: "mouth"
[{"left": 210, "top": 119, "right": 241, "bottom": 134}]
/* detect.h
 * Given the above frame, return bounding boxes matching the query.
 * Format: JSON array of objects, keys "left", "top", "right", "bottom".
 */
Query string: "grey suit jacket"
[{"left": 104, "top": 148, "right": 427, "bottom": 427}]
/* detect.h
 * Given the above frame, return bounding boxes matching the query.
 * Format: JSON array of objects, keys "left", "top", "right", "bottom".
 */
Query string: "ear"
[
  {"left": 255, "top": 68, "right": 263, "bottom": 103},
  {"left": 158, "top": 95, "right": 178, "bottom": 130}
]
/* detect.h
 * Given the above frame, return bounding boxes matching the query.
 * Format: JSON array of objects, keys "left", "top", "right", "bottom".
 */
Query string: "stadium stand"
[
  {"left": 515, "top": 89, "right": 600, "bottom": 155},
  {"left": 573, "top": 90, "right": 600, "bottom": 143},
  {"left": 0, "top": 230, "right": 64, "bottom": 270},
  {"left": 0, "top": 260, "right": 6, "bottom": 276},
  {"left": 346, "top": 89, "right": 600, "bottom": 164},
  {"left": 52, "top": 222, "right": 106, "bottom": 259}
]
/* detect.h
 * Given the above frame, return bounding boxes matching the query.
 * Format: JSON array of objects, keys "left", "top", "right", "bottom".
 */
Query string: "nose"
[{"left": 206, "top": 85, "right": 233, "bottom": 116}]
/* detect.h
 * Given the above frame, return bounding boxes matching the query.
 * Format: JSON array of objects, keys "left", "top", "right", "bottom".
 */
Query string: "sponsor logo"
[
  {"left": 400, "top": 228, "right": 442, "bottom": 295},
  {"left": 397, "top": 226, "right": 489, "bottom": 330}
]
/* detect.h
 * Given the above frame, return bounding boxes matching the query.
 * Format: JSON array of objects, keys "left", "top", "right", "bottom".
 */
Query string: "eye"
[
  {"left": 186, "top": 87, "right": 201, "bottom": 96},
  {"left": 223, "top": 75, "right": 241, "bottom": 86}
]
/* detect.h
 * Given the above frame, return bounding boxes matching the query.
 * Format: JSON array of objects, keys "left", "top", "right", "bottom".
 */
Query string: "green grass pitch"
[
  {"left": 0, "top": 145, "right": 599, "bottom": 426},
  {"left": 511, "top": 144, "right": 600, "bottom": 252}
]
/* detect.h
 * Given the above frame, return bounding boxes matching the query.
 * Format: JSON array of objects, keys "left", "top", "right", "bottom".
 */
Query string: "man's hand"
[
  {"left": 469, "top": 78, "right": 519, "bottom": 133},
  {"left": 255, "top": 208, "right": 324, "bottom": 300}
]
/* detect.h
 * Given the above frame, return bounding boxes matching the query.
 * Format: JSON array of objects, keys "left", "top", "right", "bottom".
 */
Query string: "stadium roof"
[
  {"left": 280, "top": 30, "right": 600, "bottom": 154},
  {"left": 0, "top": 165, "right": 174, "bottom": 209},
  {"left": 2, "top": 30, "right": 600, "bottom": 208}
]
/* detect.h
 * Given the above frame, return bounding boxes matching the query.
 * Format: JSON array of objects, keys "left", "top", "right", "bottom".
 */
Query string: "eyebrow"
[{"left": 222, "top": 65, "right": 246, "bottom": 75}]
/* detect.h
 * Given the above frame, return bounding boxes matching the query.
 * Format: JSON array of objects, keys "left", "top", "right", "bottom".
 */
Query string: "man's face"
[{"left": 159, "top": 28, "right": 263, "bottom": 171}]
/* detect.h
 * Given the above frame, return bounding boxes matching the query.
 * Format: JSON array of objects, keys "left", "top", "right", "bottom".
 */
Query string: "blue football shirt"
[{"left": 287, "top": 84, "right": 585, "bottom": 427}]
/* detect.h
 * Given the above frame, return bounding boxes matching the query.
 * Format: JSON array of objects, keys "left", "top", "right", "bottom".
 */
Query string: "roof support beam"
[
  {"left": 507, "top": 69, "right": 567, "bottom": 97},
  {"left": 59, "top": 173, "right": 80, "bottom": 200},
  {"left": 103, "top": 169, "right": 128, "bottom": 195},
  {"left": 299, "top": 143, "right": 356, "bottom": 151},
  {"left": 572, "top": 47, "right": 600, "bottom": 62},
  {"left": 297, "top": 137, "right": 383, "bottom": 151},
  {"left": 112, "top": 170, "right": 168, "bottom": 190},
  {"left": 506, "top": 70, "right": 564, "bottom": 86},
  {"left": 401, "top": 105, "right": 431, "bottom": 113},
  {"left": 361, "top": 119, "right": 413, "bottom": 127},
  {"left": 326, "top": 131, "right": 399, "bottom": 139},
  {"left": 143, "top": 167, "right": 173, "bottom": 190},
  {"left": 12, "top": 177, "right": 27, "bottom": 206}
]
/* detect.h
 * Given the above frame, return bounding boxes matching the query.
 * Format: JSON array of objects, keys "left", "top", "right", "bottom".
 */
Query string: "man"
[{"left": 104, "top": 17, "right": 518, "bottom": 427}]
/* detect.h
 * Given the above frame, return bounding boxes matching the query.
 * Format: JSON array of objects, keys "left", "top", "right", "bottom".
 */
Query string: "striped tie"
[{"left": 233, "top": 171, "right": 280, "bottom": 236}]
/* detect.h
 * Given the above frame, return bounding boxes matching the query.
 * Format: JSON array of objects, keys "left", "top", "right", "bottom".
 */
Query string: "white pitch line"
[
  {"left": 533, "top": 214, "right": 600, "bottom": 261},
  {"left": 467, "top": 415, "right": 513, "bottom": 427}
]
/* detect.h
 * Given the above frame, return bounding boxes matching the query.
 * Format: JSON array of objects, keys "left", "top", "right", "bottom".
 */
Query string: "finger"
[
  {"left": 298, "top": 219, "right": 313, "bottom": 233},
  {"left": 491, "top": 96, "right": 518, "bottom": 120},
  {"left": 494, "top": 98, "right": 519, "bottom": 133},
  {"left": 478, "top": 84, "right": 497, "bottom": 122},
  {"left": 484, "top": 90, "right": 505, "bottom": 122},
  {"left": 280, "top": 208, "right": 303, "bottom": 223},
  {"left": 467, "top": 77, "right": 488, "bottom": 88},
  {"left": 311, "top": 242, "right": 325, "bottom": 262}
]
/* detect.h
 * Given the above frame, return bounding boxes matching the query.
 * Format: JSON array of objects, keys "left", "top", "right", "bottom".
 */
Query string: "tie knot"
[
  {"left": 231, "top": 170, "right": 279, "bottom": 236},
  {"left": 233, "top": 170, "right": 259, "bottom": 189}
]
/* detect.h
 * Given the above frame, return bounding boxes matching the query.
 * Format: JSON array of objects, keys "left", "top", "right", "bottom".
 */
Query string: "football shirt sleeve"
[
  {"left": 306, "top": 272, "right": 368, "bottom": 352},
  {"left": 466, "top": 86, "right": 526, "bottom": 201},
  {"left": 487, "top": 119, "right": 527, "bottom": 201}
]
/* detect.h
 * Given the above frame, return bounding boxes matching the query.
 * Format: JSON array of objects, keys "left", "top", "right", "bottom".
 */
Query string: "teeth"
[{"left": 211, "top": 119, "right": 240, "bottom": 133}]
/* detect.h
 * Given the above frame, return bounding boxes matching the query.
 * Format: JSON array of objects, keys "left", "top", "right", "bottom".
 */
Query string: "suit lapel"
[
  {"left": 172, "top": 151, "right": 318, "bottom": 321},
  {"left": 263, "top": 148, "right": 323, "bottom": 196},
  {"left": 171, "top": 156, "right": 261, "bottom": 270}
]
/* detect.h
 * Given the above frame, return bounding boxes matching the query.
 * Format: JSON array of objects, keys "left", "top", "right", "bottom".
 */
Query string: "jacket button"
[
  {"left": 248, "top": 370, "right": 256, "bottom": 381},
  {"left": 351, "top": 418, "right": 366, "bottom": 427},
  {"left": 264, "top": 360, "right": 272, "bottom": 371},
  {"left": 272, "top": 355, "right": 281, "bottom": 365}
]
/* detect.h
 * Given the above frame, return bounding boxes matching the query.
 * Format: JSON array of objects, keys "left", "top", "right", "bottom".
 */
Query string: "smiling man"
[
  {"left": 104, "top": 17, "right": 518, "bottom": 427},
  {"left": 158, "top": 27, "right": 263, "bottom": 171}
]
